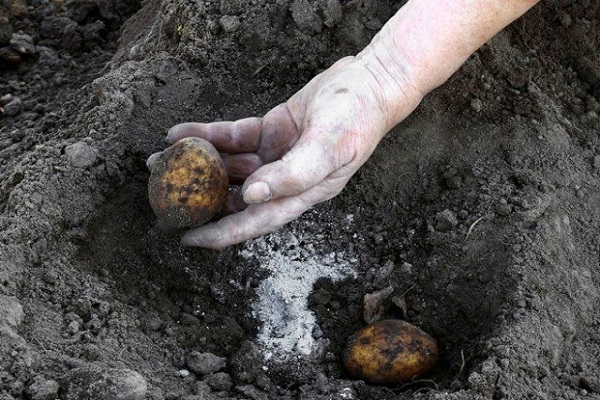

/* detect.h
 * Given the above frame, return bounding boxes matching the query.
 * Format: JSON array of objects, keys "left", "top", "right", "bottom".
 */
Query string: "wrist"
[
  {"left": 354, "top": 26, "right": 425, "bottom": 132},
  {"left": 355, "top": 0, "right": 540, "bottom": 129}
]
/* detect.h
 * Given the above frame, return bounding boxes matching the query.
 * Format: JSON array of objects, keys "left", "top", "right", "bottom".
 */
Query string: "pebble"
[
  {"left": 219, "top": 15, "right": 240, "bottom": 33},
  {"left": 321, "top": 0, "right": 343, "bottom": 27},
  {"left": 10, "top": 32, "right": 36, "bottom": 55},
  {"left": 290, "top": 0, "right": 323, "bottom": 34},
  {"left": 3, "top": 97, "right": 23, "bottom": 116},
  {"left": 178, "top": 369, "right": 191, "bottom": 378},
  {"left": 185, "top": 351, "right": 227, "bottom": 376},
  {"left": 25, "top": 376, "right": 60, "bottom": 400},
  {"left": 399, "top": 262, "right": 413, "bottom": 275},
  {"left": 67, "top": 320, "right": 80, "bottom": 335},
  {"left": 60, "top": 367, "right": 147, "bottom": 400},
  {"left": 65, "top": 141, "right": 99, "bottom": 168},
  {"left": 0, "top": 295, "right": 24, "bottom": 329},
  {"left": 194, "top": 380, "right": 212, "bottom": 396},
  {"left": 496, "top": 203, "right": 512, "bottom": 216},
  {"left": 434, "top": 209, "right": 458, "bottom": 232},
  {"left": 470, "top": 98, "right": 483, "bottom": 112},
  {"left": 0, "top": 93, "right": 12, "bottom": 105},
  {"left": 205, "top": 372, "right": 234, "bottom": 392}
]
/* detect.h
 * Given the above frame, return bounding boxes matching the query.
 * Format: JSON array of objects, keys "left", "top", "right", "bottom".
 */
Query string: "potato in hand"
[
  {"left": 343, "top": 319, "right": 438, "bottom": 386},
  {"left": 148, "top": 137, "right": 228, "bottom": 229}
]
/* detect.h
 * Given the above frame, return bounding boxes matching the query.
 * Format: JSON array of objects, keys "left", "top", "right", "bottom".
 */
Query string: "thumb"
[{"left": 242, "top": 134, "right": 340, "bottom": 203}]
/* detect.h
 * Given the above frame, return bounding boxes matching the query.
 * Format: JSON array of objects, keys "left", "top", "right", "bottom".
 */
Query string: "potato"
[
  {"left": 148, "top": 137, "right": 228, "bottom": 229},
  {"left": 342, "top": 319, "right": 438, "bottom": 386}
]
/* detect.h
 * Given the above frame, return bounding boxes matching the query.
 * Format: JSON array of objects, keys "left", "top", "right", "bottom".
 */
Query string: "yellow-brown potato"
[
  {"left": 148, "top": 137, "right": 228, "bottom": 229},
  {"left": 343, "top": 319, "right": 438, "bottom": 386}
]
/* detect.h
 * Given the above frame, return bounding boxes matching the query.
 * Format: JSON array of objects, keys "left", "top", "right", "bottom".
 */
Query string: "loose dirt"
[{"left": 1, "top": 1, "right": 599, "bottom": 399}]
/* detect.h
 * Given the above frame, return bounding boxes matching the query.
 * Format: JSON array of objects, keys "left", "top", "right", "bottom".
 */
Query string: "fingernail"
[
  {"left": 166, "top": 126, "right": 177, "bottom": 142},
  {"left": 243, "top": 182, "right": 272, "bottom": 204},
  {"left": 146, "top": 152, "right": 162, "bottom": 171}
]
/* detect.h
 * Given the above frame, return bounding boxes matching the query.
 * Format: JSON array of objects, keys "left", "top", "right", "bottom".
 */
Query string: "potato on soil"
[
  {"left": 343, "top": 319, "right": 438, "bottom": 386},
  {"left": 148, "top": 137, "right": 228, "bottom": 229}
]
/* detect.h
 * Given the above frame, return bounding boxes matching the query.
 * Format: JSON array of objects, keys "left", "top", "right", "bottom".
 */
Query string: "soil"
[{"left": 1, "top": 0, "right": 600, "bottom": 400}]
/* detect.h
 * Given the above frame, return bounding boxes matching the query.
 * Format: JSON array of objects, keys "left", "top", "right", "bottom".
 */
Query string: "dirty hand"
[
  {"left": 163, "top": 56, "right": 423, "bottom": 249},
  {"left": 152, "top": 0, "right": 539, "bottom": 249}
]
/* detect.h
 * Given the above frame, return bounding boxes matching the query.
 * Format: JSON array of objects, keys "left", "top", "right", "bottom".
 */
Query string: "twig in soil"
[
  {"left": 455, "top": 349, "right": 466, "bottom": 377},
  {"left": 465, "top": 216, "right": 485, "bottom": 241},
  {"left": 400, "top": 283, "right": 417, "bottom": 297},
  {"left": 252, "top": 64, "right": 267, "bottom": 77}
]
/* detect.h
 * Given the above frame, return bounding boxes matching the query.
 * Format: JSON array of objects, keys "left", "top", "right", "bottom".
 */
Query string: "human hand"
[
  {"left": 151, "top": 0, "right": 540, "bottom": 249},
  {"left": 155, "top": 56, "right": 423, "bottom": 249}
]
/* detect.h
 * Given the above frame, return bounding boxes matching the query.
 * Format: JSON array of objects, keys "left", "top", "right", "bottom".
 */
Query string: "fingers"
[
  {"left": 254, "top": 104, "right": 300, "bottom": 163},
  {"left": 221, "top": 153, "right": 263, "bottom": 184},
  {"left": 182, "top": 195, "right": 312, "bottom": 249},
  {"left": 148, "top": 150, "right": 263, "bottom": 184},
  {"left": 167, "top": 118, "right": 262, "bottom": 153},
  {"left": 182, "top": 173, "right": 352, "bottom": 249},
  {"left": 166, "top": 103, "right": 300, "bottom": 160},
  {"left": 146, "top": 151, "right": 162, "bottom": 171},
  {"left": 242, "top": 135, "right": 339, "bottom": 204}
]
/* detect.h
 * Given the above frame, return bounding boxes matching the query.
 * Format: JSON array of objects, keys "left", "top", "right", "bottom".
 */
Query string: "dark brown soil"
[{"left": 1, "top": 1, "right": 600, "bottom": 399}]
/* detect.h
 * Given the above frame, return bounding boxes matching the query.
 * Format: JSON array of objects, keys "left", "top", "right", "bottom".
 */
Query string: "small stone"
[
  {"left": 230, "top": 341, "right": 264, "bottom": 383},
  {"left": 205, "top": 372, "right": 233, "bottom": 392},
  {"left": 434, "top": 209, "right": 458, "bottom": 232},
  {"left": 3, "top": 97, "right": 23, "bottom": 116},
  {"left": 185, "top": 352, "right": 227, "bottom": 376},
  {"left": 470, "top": 98, "right": 483, "bottom": 112},
  {"left": 10, "top": 32, "right": 36, "bottom": 55},
  {"left": 558, "top": 12, "right": 572, "bottom": 27},
  {"left": 60, "top": 367, "right": 147, "bottom": 400},
  {"left": 399, "top": 262, "right": 413, "bottom": 275},
  {"left": 67, "top": 320, "right": 80, "bottom": 335},
  {"left": 37, "top": 46, "right": 60, "bottom": 66},
  {"left": 26, "top": 376, "right": 60, "bottom": 400},
  {"left": 178, "top": 369, "right": 190, "bottom": 378},
  {"left": 219, "top": 15, "right": 240, "bottom": 33},
  {"left": 65, "top": 141, "right": 99, "bottom": 168},
  {"left": 0, "top": 295, "right": 24, "bottom": 329},
  {"left": 291, "top": 0, "right": 323, "bottom": 34},
  {"left": 1, "top": 93, "right": 12, "bottom": 105},
  {"left": 194, "top": 380, "right": 212, "bottom": 396},
  {"left": 495, "top": 203, "right": 511, "bottom": 216},
  {"left": 321, "top": 0, "right": 343, "bottom": 27}
]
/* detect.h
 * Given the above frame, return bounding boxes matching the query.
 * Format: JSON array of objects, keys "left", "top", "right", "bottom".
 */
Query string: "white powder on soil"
[{"left": 241, "top": 229, "right": 357, "bottom": 360}]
